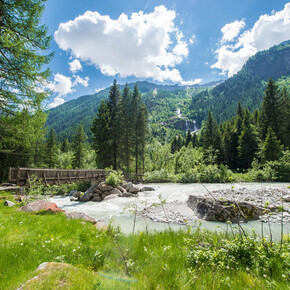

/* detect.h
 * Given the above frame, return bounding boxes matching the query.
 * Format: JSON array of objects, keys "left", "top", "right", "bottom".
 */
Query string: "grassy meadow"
[{"left": 0, "top": 191, "right": 289, "bottom": 289}]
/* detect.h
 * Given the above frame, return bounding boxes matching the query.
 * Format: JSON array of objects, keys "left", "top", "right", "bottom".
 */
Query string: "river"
[{"left": 50, "top": 183, "right": 290, "bottom": 239}]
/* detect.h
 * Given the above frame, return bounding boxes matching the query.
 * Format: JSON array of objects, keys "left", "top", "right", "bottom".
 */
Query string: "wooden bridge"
[
  {"left": 8, "top": 167, "right": 144, "bottom": 186},
  {"left": 9, "top": 167, "right": 107, "bottom": 186}
]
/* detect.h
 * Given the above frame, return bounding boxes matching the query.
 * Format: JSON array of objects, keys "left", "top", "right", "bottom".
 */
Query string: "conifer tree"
[
  {"left": 131, "top": 84, "right": 148, "bottom": 173},
  {"left": 108, "top": 79, "right": 120, "bottom": 170},
  {"left": 91, "top": 100, "right": 112, "bottom": 168},
  {"left": 0, "top": 0, "right": 52, "bottom": 114},
  {"left": 259, "top": 79, "right": 288, "bottom": 145},
  {"left": 72, "top": 124, "right": 87, "bottom": 169},
  {"left": 202, "top": 111, "right": 222, "bottom": 162},
  {"left": 238, "top": 109, "right": 258, "bottom": 169},
  {"left": 61, "top": 138, "right": 70, "bottom": 153},
  {"left": 46, "top": 128, "right": 57, "bottom": 168},
  {"left": 262, "top": 127, "right": 282, "bottom": 162},
  {"left": 185, "top": 130, "right": 192, "bottom": 147},
  {"left": 116, "top": 84, "right": 133, "bottom": 173}
]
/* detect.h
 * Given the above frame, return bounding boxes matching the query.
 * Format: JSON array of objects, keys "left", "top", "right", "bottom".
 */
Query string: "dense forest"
[{"left": 0, "top": 0, "right": 290, "bottom": 183}]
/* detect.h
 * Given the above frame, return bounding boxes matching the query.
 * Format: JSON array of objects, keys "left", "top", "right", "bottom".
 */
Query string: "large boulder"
[
  {"left": 110, "top": 188, "right": 122, "bottom": 195},
  {"left": 79, "top": 185, "right": 97, "bottom": 202},
  {"left": 126, "top": 182, "right": 142, "bottom": 193},
  {"left": 187, "top": 195, "right": 263, "bottom": 223},
  {"left": 98, "top": 182, "right": 114, "bottom": 192},
  {"left": 65, "top": 211, "right": 97, "bottom": 224},
  {"left": 18, "top": 201, "right": 64, "bottom": 213}
]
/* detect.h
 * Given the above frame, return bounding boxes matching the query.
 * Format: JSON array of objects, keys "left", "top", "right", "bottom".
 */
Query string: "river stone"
[
  {"left": 95, "top": 220, "right": 108, "bottom": 230},
  {"left": 98, "top": 183, "right": 113, "bottom": 192},
  {"left": 18, "top": 201, "right": 63, "bottom": 213},
  {"left": 283, "top": 195, "right": 290, "bottom": 202},
  {"left": 4, "top": 200, "right": 15, "bottom": 207},
  {"left": 70, "top": 196, "right": 78, "bottom": 202},
  {"left": 119, "top": 192, "right": 138, "bottom": 198},
  {"left": 187, "top": 195, "right": 262, "bottom": 223},
  {"left": 103, "top": 194, "right": 119, "bottom": 201},
  {"left": 65, "top": 211, "right": 97, "bottom": 224},
  {"left": 80, "top": 185, "right": 97, "bottom": 202},
  {"left": 129, "top": 184, "right": 142, "bottom": 193},
  {"left": 110, "top": 188, "right": 122, "bottom": 195},
  {"left": 143, "top": 186, "right": 155, "bottom": 191},
  {"left": 91, "top": 194, "right": 102, "bottom": 202},
  {"left": 125, "top": 182, "right": 133, "bottom": 191},
  {"left": 117, "top": 185, "right": 126, "bottom": 193}
]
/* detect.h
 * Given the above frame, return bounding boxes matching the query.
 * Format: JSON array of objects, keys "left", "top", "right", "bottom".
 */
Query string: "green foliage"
[
  {"left": 105, "top": 171, "right": 124, "bottom": 187},
  {"left": 0, "top": 0, "right": 53, "bottom": 114},
  {"left": 72, "top": 124, "right": 87, "bottom": 169},
  {"left": 0, "top": 204, "right": 289, "bottom": 289}
]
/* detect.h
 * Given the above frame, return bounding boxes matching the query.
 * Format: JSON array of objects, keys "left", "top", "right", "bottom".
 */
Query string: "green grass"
[{"left": 0, "top": 193, "right": 289, "bottom": 289}]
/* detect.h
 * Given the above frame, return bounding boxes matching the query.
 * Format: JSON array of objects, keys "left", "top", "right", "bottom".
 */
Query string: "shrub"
[{"left": 105, "top": 171, "right": 124, "bottom": 187}]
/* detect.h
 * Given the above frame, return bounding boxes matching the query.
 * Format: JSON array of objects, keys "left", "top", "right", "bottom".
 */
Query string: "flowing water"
[{"left": 50, "top": 183, "right": 290, "bottom": 239}]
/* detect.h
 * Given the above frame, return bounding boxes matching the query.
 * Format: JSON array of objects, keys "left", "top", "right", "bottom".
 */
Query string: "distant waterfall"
[{"left": 185, "top": 120, "right": 189, "bottom": 132}]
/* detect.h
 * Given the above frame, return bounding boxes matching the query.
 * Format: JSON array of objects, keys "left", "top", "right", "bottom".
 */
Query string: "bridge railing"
[{"left": 9, "top": 167, "right": 107, "bottom": 186}]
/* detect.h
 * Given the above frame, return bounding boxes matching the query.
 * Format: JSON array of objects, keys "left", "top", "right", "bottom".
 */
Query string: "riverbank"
[{"left": 0, "top": 196, "right": 289, "bottom": 289}]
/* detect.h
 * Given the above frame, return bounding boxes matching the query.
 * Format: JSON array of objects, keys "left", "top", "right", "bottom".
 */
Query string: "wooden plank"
[
  {"left": 43, "top": 174, "right": 48, "bottom": 187},
  {"left": 57, "top": 173, "right": 61, "bottom": 185}
]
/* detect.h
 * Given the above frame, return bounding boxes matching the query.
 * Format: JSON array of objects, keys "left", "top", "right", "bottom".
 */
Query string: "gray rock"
[
  {"left": 110, "top": 188, "right": 122, "bottom": 195},
  {"left": 98, "top": 182, "right": 114, "bottom": 192},
  {"left": 187, "top": 195, "right": 262, "bottom": 223},
  {"left": 103, "top": 194, "right": 119, "bottom": 201},
  {"left": 4, "top": 200, "right": 15, "bottom": 207},
  {"left": 36, "top": 262, "right": 49, "bottom": 271},
  {"left": 117, "top": 185, "right": 126, "bottom": 193},
  {"left": 91, "top": 194, "right": 102, "bottom": 202},
  {"left": 80, "top": 185, "right": 97, "bottom": 202},
  {"left": 70, "top": 196, "right": 78, "bottom": 202},
  {"left": 283, "top": 195, "right": 290, "bottom": 202},
  {"left": 65, "top": 211, "right": 97, "bottom": 224},
  {"left": 125, "top": 182, "right": 133, "bottom": 191},
  {"left": 95, "top": 220, "right": 108, "bottom": 230},
  {"left": 129, "top": 184, "right": 142, "bottom": 193},
  {"left": 119, "top": 192, "right": 138, "bottom": 198},
  {"left": 143, "top": 186, "right": 155, "bottom": 191}
]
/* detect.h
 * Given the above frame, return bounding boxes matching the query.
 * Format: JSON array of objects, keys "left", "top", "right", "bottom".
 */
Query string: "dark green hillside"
[
  {"left": 46, "top": 89, "right": 109, "bottom": 141},
  {"left": 189, "top": 41, "right": 290, "bottom": 126},
  {"left": 47, "top": 82, "right": 209, "bottom": 141}
]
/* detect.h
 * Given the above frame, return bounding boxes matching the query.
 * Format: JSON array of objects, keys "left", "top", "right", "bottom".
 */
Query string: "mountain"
[
  {"left": 46, "top": 81, "right": 218, "bottom": 141},
  {"left": 188, "top": 41, "right": 290, "bottom": 126},
  {"left": 47, "top": 41, "right": 290, "bottom": 141}
]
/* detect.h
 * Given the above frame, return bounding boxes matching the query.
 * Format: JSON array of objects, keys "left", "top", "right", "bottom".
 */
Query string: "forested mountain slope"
[
  {"left": 189, "top": 41, "right": 290, "bottom": 126},
  {"left": 46, "top": 81, "right": 217, "bottom": 141}
]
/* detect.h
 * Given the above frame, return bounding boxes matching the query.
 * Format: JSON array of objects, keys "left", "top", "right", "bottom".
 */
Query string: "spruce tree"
[
  {"left": 131, "top": 83, "right": 148, "bottom": 173},
  {"left": 72, "top": 124, "right": 87, "bottom": 169},
  {"left": 108, "top": 79, "right": 120, "bottom": 170},
  {"left": 262, "top": 127, "right": 282, "bottom": 162},
  {"left": 202, "top": 111, "right": 222, "bottom": 162},
  {"left": 61, "top": 138, "right": 70, "bottom": 153},
  {"left": 185, "top": 130, "right": 192, "bottom": 147},
  {"left": 46, "top": 128, "right": 57, "bottom": 168},
  {"left": 91, "top": 100, "right": 112, "bottom": 168},
  {"left": 238, "top": 109, "right": 258, "bottom": 169},
  {"left": 116, "top": 84, "right": 133, "bottom": 173},
  {"left": 259, "top": 79, "right": 288, "bottom": 145}
]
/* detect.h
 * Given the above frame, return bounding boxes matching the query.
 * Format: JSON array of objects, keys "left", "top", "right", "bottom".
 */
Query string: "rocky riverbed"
[{"left": 139, "top": 185, "right": 290, "bottom": 225}]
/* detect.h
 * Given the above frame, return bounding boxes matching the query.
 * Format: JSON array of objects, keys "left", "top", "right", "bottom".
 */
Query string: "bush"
[
  {"left": 105, "top": 171, "right": 124, "bottom": 187},
  {"left": 144, "top": 169, "right": 177, "bottom": 183}
]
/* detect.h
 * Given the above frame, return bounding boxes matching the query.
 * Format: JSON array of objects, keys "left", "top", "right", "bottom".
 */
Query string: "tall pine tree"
[{"left": 72, "top": 124, "right": 87, "bottom": 169}]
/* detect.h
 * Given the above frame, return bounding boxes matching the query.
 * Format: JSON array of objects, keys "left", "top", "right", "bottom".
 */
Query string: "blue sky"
[{"left": 42, "top": 0, "right": 290, "bottom": 108}]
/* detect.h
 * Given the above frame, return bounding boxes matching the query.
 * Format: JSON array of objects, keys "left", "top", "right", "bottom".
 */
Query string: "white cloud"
[
  {"left": 212, "top": 3, "right": 290, "bottom": 77},
  {"left": 73, "top": 75, "right": 89, "bottom": 87},
  {"left": 181, "top": 78, "right": 202, "bottom": 86},
  {"left": 221, "top": 19, "right": 245, "bottom": 43},
  {"left": 48, "top": 96, "right": 65, "bottom": 108},
  {"left": 47, "top": 73, "right": 90, "bottom": 108},
  {"left": 69, "top": 59, "right": 82, "bottom": 73},
  {"left": 54, "top": 6, "right": 191, "bottom": 83},
  {"left": 47, "top": 73, "right": 74, "bottom": 96}
]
